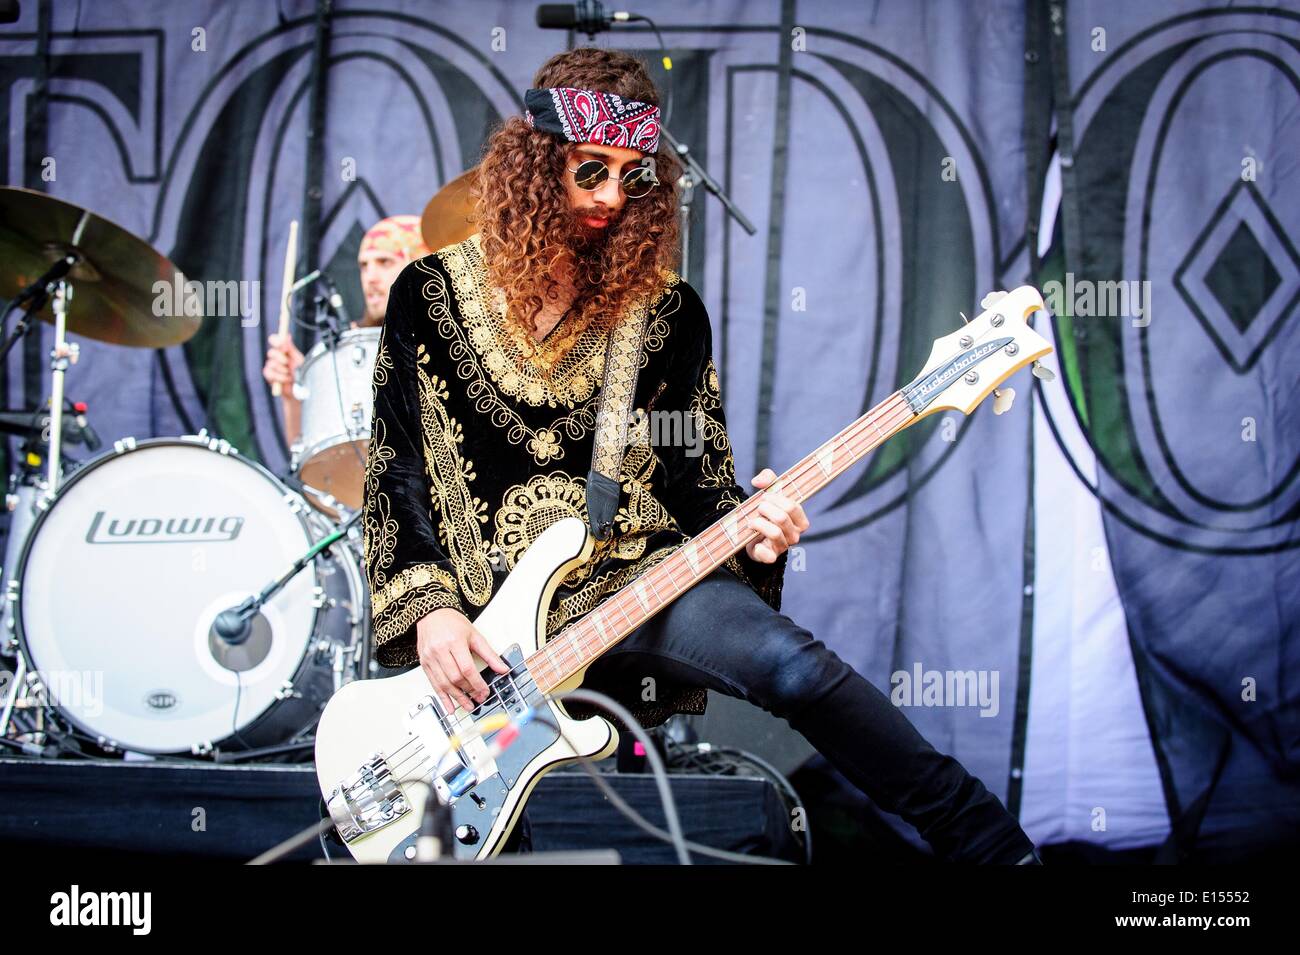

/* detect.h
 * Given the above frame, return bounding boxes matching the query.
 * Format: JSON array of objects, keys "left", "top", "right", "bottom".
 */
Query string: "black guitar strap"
[{"left": 586, "top": 303, "right": 653, "bottom": 541}]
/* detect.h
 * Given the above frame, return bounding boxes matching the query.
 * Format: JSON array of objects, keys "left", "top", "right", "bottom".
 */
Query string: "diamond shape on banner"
[{"left": 1174, "top": 180, "right": 1300, "bottom": 373}]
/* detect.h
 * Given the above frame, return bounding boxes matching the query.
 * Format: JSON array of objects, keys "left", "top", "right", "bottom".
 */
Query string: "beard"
[{"left": 562, "top": 204, "right": 617, "bottom": 291}]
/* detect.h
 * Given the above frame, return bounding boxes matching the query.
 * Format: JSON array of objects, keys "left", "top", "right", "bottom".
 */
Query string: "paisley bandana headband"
[{"left": 524, "top": 86, "right": 661, "bottom": 153}]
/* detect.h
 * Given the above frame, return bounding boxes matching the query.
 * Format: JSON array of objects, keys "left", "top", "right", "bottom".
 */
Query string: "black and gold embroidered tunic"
[{"left": 363, "top": 233, "right": 787, "bottom": 712}]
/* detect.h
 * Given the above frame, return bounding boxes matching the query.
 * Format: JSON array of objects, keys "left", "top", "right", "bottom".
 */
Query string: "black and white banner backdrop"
[
  {"left": 1, "top": 0, "right": 1294, "bottom": 857},
  {"left": 1024, "top": 0, "right": 1300, "bottom": 859}
]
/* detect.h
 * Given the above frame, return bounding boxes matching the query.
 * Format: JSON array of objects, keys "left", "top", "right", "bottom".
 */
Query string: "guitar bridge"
[{"left": 325, "top": 753, "right": 409, "bottom": 844}]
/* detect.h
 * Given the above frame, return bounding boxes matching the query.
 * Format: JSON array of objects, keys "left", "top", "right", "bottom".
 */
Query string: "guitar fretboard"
[{"left": 529, "top": 389, "right": 917, "bottom": 695}]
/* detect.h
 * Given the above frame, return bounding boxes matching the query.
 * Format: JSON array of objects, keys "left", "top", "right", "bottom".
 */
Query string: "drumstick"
[{"left": 272, "top": 219, "right": 299, "bottom": 397}]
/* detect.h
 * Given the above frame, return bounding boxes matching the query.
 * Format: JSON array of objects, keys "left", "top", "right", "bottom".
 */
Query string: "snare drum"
[
  {"left": 293, "top": 326, "right": 380, "bottom": 514},
  {"left": 14, "top": 435, "right": 367, "bottom": 755}
]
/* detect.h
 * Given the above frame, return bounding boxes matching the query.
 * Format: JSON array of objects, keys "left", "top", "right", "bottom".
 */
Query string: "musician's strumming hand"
[
  {"left": 744, "top": 467, "right": 809, "bottom": 563},
  {"left": 416, "top": 607, "right": 511, "bottom": 713}
]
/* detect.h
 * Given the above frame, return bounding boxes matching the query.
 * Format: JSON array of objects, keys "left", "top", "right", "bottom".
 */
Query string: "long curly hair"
[{"left": 469, "top": 48, "right": 682, "bottom": 369}]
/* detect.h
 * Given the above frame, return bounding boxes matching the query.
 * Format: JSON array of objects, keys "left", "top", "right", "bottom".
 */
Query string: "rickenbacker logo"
[{"left": 85, "top": 510, "right": 244, "bottom": 544}]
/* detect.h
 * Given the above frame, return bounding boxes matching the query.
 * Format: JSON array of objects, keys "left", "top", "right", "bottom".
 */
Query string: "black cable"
[
  {"left": 268, "top": 695, "right": 794, "bottom": 865},
  {"left": 544, "top": 691, "right": 792, "bottom": 864},
  {"left": 628, "top": 14, "right": 673, "bottom": 130}
]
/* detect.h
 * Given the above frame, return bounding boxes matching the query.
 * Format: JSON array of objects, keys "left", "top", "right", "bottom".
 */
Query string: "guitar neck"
[{"left": 528, "top": 389, "right": 918, "bottom": 695}]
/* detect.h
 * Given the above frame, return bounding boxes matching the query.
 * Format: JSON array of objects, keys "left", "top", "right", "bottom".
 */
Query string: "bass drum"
[{"left": 14, "top": 435, "right": 367, "bottom": 756}]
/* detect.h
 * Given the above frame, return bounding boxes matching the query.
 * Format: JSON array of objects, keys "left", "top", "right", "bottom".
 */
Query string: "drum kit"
[{"left": 0, "top": 185, "right": 385, "bottom": 761}]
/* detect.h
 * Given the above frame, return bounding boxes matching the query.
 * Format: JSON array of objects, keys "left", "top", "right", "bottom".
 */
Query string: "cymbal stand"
[{"left": 45, "top": 281, "right": 78, "bottom": 494}]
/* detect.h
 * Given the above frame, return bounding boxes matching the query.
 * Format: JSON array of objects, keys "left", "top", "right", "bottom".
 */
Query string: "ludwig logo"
[{"left": 85, "top": 511, "right": 244, "bottom": 544}]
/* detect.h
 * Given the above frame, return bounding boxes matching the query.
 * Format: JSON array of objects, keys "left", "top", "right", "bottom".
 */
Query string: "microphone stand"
[
  {"left": 659, "top": 127, "right": 756, "bottom": 285},
  {"left": 0, "top": 253, "right": 78, "bottom": 364},
  {"left": 210, "top": 508, "right": 362, "bottom": 646}
]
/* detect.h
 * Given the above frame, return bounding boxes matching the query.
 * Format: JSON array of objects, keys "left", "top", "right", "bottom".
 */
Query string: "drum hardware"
[
  {"left": 44, "top": 281, "right": 75, "bottom": 493},
  {"left": 179, "top": 429, "right": 236, "bottom": 455},
  {"left": 0, "top": 655, "right": 25, "bottom": 736},
  {"left": 0, "top": 251, "right": 77, "bottom": 365},
  {"left": 277, "top": 263, "right": 374, "bottom": 518},
  {"left": 0, "top": 400, "right": 102, "bottom": 452},
  {"left": 329, "top": 641, "right": 361, "bottom": 693}
]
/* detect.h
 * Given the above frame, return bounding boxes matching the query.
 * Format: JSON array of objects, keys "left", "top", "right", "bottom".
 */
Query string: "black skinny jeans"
[{"left": 574, "top": 564, "right": 1036, "bottom": 864}]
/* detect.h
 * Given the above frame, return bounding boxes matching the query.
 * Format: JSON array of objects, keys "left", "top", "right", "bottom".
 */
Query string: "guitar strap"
[{"left": 586, "top": 303, "right": 653, "bottom": 541}]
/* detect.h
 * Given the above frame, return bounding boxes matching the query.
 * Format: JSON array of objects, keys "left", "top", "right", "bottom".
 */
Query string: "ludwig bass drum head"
[{"left": 17, "top": 440, "right": 320, "bottom": 754}]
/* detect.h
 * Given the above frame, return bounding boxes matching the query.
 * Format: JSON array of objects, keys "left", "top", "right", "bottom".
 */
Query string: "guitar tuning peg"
[
  {"left": 1031, "top": 360, "right": 1056, "bottom": 382},
  {"left": 993, "top": 387, "right": 1016, "bottom": 415},
  {"left": 980, "top": 290, "right": 1009, "bottom": 310}
]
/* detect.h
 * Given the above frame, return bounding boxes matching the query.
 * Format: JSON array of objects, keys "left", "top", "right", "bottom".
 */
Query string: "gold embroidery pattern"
[
  {"left": 372, "top": 563, "right": 460, "bottom": 617},
  {"left": 415, "top": 347, "right": 495, "bottom": 607},
  {"left": 690, "top": 356, "right": 743, "bottom": 510},
  {"left": 419, "top": 263, "right": 598, "bottom": 465},
  {"left": 434, "top": 234, "right": 675, "bottom": 408},
  {"left": 493, "top": 411, "right": 679, "bottom": 590},
  {"left": 364, "top": 337, "right": 466, "bottom": 646},
  {"left": 363, "top": 341, "right": 397, "bottom": 591},
  {"left": 372, "top": 565, "right": 464, "bottom": 653},
  {"left": 441, "top": 235, "right": 605, "bottom": 407},
  {"left": 591, "top": 304, "right": 653, "bottom": 479}
]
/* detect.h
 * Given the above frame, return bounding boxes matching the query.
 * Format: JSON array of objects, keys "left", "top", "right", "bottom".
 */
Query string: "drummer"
[{"left": 262, "top": 214, "right": 431, "bottom": 447}]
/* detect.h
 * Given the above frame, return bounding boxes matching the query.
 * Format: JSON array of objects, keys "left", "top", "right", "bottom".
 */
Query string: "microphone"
[
  {"left": 6, "top": 253, "right": 77, "bottom": 314},
  {"left": 211, "top": 597, "right": 258, "bottom": 645},
  {"left": 536, "top": 2, "right": 631, "bottom": 37},
  {"left": 208, "top": 597, "right": 273, "bottom": 672},
  {"left": 288, "top": 269, "right": 352, "bottom": 328},
  {"left": 68, "top": 401, "right": 101, "bottom": 451},
  {"left": 317, "top": 272, "right": 352, "bottom": 328},
  {"left": 286, "top": 269, "right": 325, "bottom": 295}
]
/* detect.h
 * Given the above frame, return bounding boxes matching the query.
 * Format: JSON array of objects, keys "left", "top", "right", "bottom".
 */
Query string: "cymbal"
[
  {"left": 0, "top": 187, "right": 202, "bottom": 348},
  {"left": 420, "top": 168, "right": 480, "bottom": 254}
]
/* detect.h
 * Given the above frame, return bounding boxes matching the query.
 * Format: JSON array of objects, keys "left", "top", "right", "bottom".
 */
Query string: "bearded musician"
[{"left": 362, "top": 47, "right": 1042, "bottom": 864}]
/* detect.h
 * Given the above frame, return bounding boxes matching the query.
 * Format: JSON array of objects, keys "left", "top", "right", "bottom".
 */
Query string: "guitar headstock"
[{"left": 903, "top": 286, "right": 1053, "bottom": 419}]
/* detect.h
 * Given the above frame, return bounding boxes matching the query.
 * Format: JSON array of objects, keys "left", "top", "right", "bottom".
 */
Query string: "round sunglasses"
[{"left": 566, "top": 157, "right": 659, "bottom": 199}]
